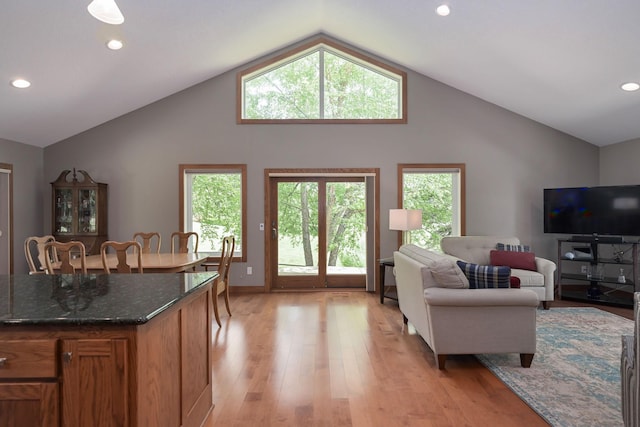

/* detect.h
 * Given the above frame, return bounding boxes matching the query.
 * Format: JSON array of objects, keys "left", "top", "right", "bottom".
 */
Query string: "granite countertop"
[{"left": 0, "top": 272, "right": 218, "bottom": 326}]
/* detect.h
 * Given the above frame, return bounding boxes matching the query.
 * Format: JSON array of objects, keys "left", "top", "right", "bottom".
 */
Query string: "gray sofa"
[
  {"left": 621, "top": 292, "right": 639, "bottom": 427},
  {"left": 441, "top": 236, "right": 556, "bottom": 309},
  {"left": 393, "top": 244, "right": 539, "bottom": 369}
]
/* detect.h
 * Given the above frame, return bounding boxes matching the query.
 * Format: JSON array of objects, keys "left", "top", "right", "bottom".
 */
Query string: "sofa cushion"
[
  {"left": 456, "top": 261, "right": 511, "bottom": 289},
  {"left": 490, "top": 250, "right": 537, "bottom": 271},
  {"left": 511, "top": 268, "right": 545, "bottom": 287},
  {"left": 441, "top": 236, "right": 521, "bottom": 265},
  {"left": 496, "top": 242, "right": 531, "bottom": 252},
  {"left": 430, "top": 258, "right": 470, "bottom": 289}
]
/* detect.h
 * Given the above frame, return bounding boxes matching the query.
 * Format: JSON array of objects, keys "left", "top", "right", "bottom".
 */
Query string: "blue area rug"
[{"left": 476, "top": 307, "right": 634, "bottom": 427}]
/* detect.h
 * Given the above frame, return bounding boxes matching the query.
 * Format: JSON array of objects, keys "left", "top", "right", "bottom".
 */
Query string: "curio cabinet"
[{"left": 51, "top": 169, "right": 108, "bottom": 255}]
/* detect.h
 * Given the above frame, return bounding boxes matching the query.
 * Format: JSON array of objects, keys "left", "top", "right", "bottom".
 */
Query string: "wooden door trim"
[
  {"left": 264, "top": 168, "right": 380, "bottom": 293},
  {"left": 0, "top": 163, "right": 13, "bottom": 274}
]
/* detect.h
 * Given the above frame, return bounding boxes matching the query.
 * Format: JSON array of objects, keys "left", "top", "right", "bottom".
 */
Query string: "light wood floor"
[{"left": 201, "top": 291, "right": 633, "bottom": 427}]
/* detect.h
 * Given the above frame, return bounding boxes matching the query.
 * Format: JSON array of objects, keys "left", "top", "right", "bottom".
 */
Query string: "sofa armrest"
[
  {"left": 424, "top": 288, "right": 540, "bottom": 307},
  {"left": 535, "top": 256, "right": 556, "bottom": 278},
  {"left": 535, "top": 257, "right": 557, "bottom": 300}
]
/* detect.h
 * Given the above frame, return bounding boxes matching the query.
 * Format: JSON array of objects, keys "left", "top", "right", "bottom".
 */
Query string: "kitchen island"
[{"left": 0, "top": 272, "right": 217, "bottom": 427}]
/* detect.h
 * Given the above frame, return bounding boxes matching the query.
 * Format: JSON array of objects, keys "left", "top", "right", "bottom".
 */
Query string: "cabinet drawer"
[{"left": 0, "top": 339, "right": 57, "bottom": 379}]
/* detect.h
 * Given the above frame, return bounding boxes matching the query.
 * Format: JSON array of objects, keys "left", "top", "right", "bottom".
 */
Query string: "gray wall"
[
  {"left": 41, "top": 49, "right": 599, "bottom": 287},
  {"left": 0, "top": 138, "right": 44, "bottom": 273},
  {"left": 600, "top": 137, "right": 640, "bottom": 185}
]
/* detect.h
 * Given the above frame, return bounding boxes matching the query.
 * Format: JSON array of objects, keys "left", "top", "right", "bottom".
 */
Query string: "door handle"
[{"left": 272, "top": 227, "right": 277, "bottom": 240}]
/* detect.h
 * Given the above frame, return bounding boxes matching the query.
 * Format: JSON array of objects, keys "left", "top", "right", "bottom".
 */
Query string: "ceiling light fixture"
[
  {"left": 436, "top": 4, "right": 451, "bottom": 16},
  {"left": 107, "top": 39, "right": 124, "bottom": 50},
  {"left": 10, "top": 79, "right": 31, "bottom": 89},
  {"left": 621, "top": 82, "right": 640, "bottom": 92},
  {"left": 87, "top": 0, "right": 124, "bottom": 25}
]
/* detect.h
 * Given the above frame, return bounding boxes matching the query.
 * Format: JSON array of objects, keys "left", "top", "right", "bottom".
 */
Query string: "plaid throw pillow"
[
  {"left": 456, "top": 261, "right": 511, "bottom": 289},
  {"left": 496, "top": 243, "right": 531, "bottom": 252}
]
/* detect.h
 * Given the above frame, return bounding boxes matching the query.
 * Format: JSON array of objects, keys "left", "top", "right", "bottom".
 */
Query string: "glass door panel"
[
  {"left": 325, "top": 182, "right": 366, "bottom": 276},
  {"left": 270, "top": 177, "right": 366, "bottom": 289},
  {"left": 54, "top": 189, "right": 73, "bottom": 234},
  {"left": 78, "top": 189, "right": 97, "bottom": 233},
  {"left": 277, "top": 181, "right": 319, "bottom": 278}
]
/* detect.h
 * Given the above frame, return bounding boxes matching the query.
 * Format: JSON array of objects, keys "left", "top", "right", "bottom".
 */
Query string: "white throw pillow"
[{"left": 430, "top": 258, "right": 470, "bottom": 289}]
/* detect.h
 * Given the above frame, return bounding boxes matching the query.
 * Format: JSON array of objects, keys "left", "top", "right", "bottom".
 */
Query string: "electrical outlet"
[
  {"left": 247, "top": 266, "right": 252, "bottom": 275},
  {"left": 581, "top": 265, "right": 588, "bottom": 274}
]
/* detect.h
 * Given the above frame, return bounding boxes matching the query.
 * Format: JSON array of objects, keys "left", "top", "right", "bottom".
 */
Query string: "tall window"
[
  {"left": 238, "top": 37, "right": 407, "bottom": 123},
  {"left": 398, "top": 164, "right": 466, "bottom": 251},
  {"left": 179, "top": 164, "right": 247, "bottom": 260}
]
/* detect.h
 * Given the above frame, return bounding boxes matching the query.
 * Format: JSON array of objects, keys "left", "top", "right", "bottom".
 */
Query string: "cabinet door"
[
  {"left": 61, "top": 339, "right": 128, "bottom": 427},
  {"left": 0, "top": 382, "right": 59, "bottom": 427},
  {"left": 77, "top": 189, "right": 97, "bottom": 234},
  {"left": 53, "top": 188, "right": 74, "bottom": 234},
  {"left": 181, "top": 290, "right": 213, "bottom": 427}
]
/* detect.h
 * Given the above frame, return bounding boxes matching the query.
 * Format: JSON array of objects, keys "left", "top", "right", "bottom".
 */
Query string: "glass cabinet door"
[
  {"left": 54, "top": 189, "right": 73, "bottom": 234},
  {"left": 77, "top": 189, "right": 97, "bottom": 233}
]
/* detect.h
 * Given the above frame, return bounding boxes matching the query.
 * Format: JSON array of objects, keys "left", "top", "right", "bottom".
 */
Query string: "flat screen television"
[{"left": 544, "top": 185, "right": 640, "bottom": 237}]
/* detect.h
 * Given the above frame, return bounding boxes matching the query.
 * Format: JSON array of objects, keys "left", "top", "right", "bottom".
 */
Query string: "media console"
[
  {"left": 570, "top": 235, "right": 625, "bottom": 244},
  {"left": 557, "top": 238, "right": 638, "bottom": 308}
]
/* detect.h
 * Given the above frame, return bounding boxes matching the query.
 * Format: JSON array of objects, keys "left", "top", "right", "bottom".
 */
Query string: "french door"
[{"left": 269, "top": 177, "right": 367, "bottom": 289}]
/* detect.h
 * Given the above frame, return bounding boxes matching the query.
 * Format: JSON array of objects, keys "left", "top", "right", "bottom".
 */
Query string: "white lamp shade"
[
  {"left": 88, "top": 0, "right": 124, "bottom": 25},
  {"left": 389, "top": 209, "right": 423, "bottom": 231}
]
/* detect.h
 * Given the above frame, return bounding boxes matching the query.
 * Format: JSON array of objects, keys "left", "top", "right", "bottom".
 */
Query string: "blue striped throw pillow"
[
  {"left": 456, "top": 261, "right": 511, "bottom": 289},
  {"left": 496, "top": 243, "right": 531, "bottom": 252}
]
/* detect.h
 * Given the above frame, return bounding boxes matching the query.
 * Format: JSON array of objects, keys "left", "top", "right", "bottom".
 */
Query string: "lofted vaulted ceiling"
[{"left": 2, "top": 0, "right": 640, "bottom": 148}]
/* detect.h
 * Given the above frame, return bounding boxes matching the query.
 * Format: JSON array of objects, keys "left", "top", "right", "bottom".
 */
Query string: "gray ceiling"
[{"left": 3, "top": 0, "right": 640, "bottom": 148}]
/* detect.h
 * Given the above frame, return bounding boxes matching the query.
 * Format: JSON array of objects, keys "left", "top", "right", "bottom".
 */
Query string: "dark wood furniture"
[
  {"left": 0, "top": 272, "right": 217, "bottom": 427},
  {"left": 379, "top": 257, "right": 396, "bottom": 304},
  {"left": 51, "top": 169, "right": 107, "bottom": 255}
]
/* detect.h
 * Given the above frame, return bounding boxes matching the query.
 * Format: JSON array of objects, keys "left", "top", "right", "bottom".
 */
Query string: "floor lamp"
[{"left": 389, "top": 209, "right": 423, "bottom": 246}]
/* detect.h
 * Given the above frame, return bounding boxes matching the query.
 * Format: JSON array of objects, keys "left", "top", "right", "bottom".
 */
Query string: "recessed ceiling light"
[
  {"left": 436, "top": 4, "right": 451, "bottom": 16},
  {"left": 621, "top": 82, "right": 640, "bottom": 92},
  {"left": 10, "top": 79, "right": 31, "bottom": 89},
  {"left": 107, "top": 39, "right": 123, "bottom": 50}
]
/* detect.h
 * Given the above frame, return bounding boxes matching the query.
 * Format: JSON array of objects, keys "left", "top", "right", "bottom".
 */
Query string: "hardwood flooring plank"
[{"left": 203, "top": 291, "right": 623, "bottom": 426}]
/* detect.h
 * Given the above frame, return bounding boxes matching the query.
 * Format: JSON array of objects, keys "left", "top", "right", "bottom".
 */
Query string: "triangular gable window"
[{"left": 238, "top": 37, "right": 407, "bottom": 123}]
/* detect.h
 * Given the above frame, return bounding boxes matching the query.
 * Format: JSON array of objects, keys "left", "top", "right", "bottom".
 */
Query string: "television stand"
[
  {"left": 557, "top": 238, "right": 638, "bottom": 308},
  {"left": 570, "top": 235, "right": 625, "bottom": 244}
]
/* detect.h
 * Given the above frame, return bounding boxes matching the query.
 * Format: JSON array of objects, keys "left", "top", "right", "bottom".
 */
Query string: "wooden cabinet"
[
  {"left": 51, "top": 169, "right": 107, "bottom": 255},
  {"left": 0, "top": 279, "right": 213, "bottom": 427},
  {"left": 0, "top": 339, "right": 59, "bottom": 427},
  {"left": 0, "top": 382, "right": 59, "bottom": 427},
  {"left": 61, "top": 339, "right": 128, "bottom": 427}
]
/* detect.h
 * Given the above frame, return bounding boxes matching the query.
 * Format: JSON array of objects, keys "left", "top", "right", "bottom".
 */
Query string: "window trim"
[
  {"left": 397, "top": 163, "right": 466, "bottom": 249},
  {"left": 237, "top": 36, "right": 407, "bottom": 124},
  {"left": 179, "top": 164, "right": 247, "bottom": 262}
]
